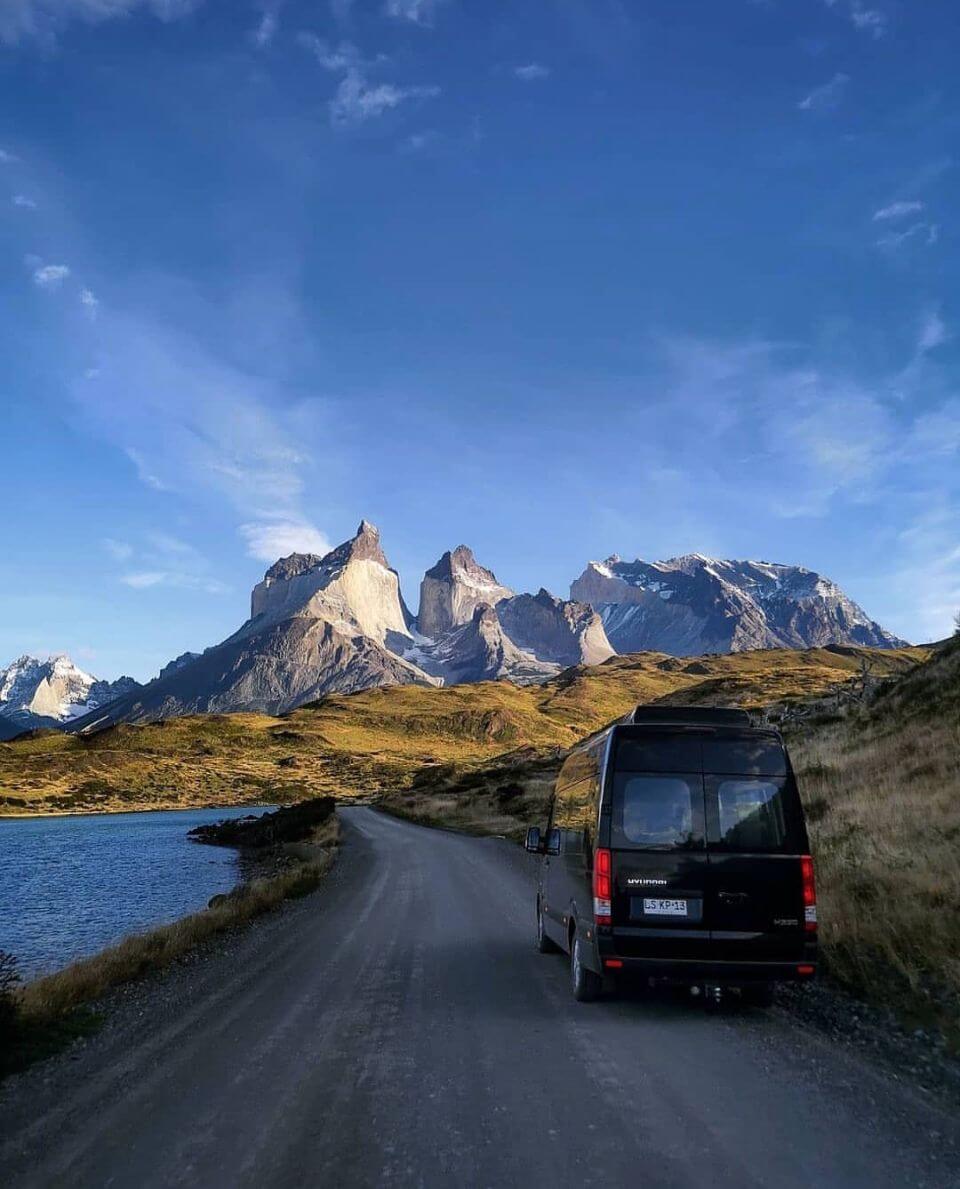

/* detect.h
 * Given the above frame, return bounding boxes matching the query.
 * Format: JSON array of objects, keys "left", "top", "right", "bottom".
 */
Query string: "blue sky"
[{"left": 1, "top": 0, "right": 958, "bottom": 681}]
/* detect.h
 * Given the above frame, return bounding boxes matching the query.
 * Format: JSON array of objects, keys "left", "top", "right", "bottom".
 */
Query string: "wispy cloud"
[
  {"left": 514, "top": 63, "right": 550, "bottom": 81},
  {"left": 876, "top": 220, "right": 939, "bottom": 251},
  {"left": 251, "top": 9, "right": 278, "bottom": 49},
  {"left": 299, "top": 31, "right": 439, "bottom": 126},
  {"left": 0, "top": 0, "right": 204, "bottom": 46},
  {"left": 822, "top": 0, "right": 888, "bottom": 39},
  {"left": 917, "top": 308, "right": 948, "bottom": 355},
  {"left": 399, "top": 129, "right": 439, "bottom": 153},
  {"left": 0, "top": 148, "right": 19, "bottom": 164},
  {"left": 384, "top": 0, "right": 448, "bottom": 26},
  {"left": 239, "top": 519, "right": 332, "bottom": 563},
  {"left": 331, "top": 75, "right": 439, "bottom": 126},
  {"left": 873, "top": 200, "right": 924, "bottom": 221},
  {"left": 109, "top": 531, "right": 228, "bottom": 595},
  {"left": 120, "top": 570, "right": 227, "bottom": 594},
  {"left": 32, "top": 262, "right": 70, "bottom": 288},
  {"left": 297, "top": 34, "right": 365, "bottom": 72},
  {"left": 80, "top": 287, "right": 99, "bottom": 317},
  {"left": 102, "top": 538, "right": 134, "bottom": 562},
  {"left": 12, "top": 194, "right": 36, "bottom": 209},
  {"left": 125, "top": 446, "right": 168, "bottom": 491},
  {"left": 797, "top": 72, "right": 850, "bottom": 113}
]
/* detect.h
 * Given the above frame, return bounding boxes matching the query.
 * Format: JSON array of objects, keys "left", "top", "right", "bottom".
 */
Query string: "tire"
[
  {"left": 570, "top": 935, "right": 602, "bottom": 1002},
  {"left": 741, "top": 982, "right": 775, "bottom": 1008},
  {"left": 536, "top": 903, "right": 560, "bottom": 954}
]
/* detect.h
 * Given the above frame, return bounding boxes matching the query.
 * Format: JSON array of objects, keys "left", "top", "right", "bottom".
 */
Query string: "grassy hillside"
[
  {"left": 0, "top": 644, "right": 924, "bottom": 816},
  {"left": 788, "top": 637, "right": 960, "bottom": 1041}
]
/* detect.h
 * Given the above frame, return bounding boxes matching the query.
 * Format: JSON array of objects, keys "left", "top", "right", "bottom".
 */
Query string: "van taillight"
[
  {"left": 594, "top": 847, "right": 612, "bottom": 925},
  {"left": 801, "top": 854, "right": 817, "bottom": 932}
]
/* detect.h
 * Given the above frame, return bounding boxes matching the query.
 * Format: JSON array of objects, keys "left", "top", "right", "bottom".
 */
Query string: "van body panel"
[{"left": 534, "top": 709, "right": 818, "bottom": 989}]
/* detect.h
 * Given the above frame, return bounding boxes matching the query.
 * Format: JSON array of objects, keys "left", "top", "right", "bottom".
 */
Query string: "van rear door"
[
  {"left": 702, "top": 734, "right": 810, "bottom": 962},
  {"left": 608, "top": 731, "right": 712, "bottom": 962}
]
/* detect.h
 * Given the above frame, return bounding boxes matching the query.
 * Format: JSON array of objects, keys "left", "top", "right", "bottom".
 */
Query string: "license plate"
[{"left": 643, "top": 898, "right": 688, "bottom": 917}]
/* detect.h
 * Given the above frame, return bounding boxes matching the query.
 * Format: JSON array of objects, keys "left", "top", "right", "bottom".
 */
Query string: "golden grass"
[
  {"left": 17, "top": 817, "right": 339, "bottom": 1021},
  {"left": 0, "top": 645, "right": 926, "bottom": 816},
  {"left": 788, "top": 640, "right": 960, "bottom": 1039}
]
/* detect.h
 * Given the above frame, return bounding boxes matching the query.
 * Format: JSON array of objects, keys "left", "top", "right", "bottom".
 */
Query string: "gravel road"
[{"left": 1, "top": 806, "right": 958, "bottom": 1188}]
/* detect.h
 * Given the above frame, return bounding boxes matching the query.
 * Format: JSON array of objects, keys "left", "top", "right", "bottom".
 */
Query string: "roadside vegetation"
[
  {"left": 788, "top": 635, "right": 960, "bottom": 1044},
  {"left": 1, "top": 807, "right": 339, "bottom": 1078}
]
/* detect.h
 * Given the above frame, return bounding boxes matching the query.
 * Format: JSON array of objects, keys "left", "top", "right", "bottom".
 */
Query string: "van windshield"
[{"left": 614, "top": 774, "right": 705, "bottom": 850}]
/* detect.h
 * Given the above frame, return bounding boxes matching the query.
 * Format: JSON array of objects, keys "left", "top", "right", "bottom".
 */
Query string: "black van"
[{"left": 525, "top": 706, "right": 817, "bottom": 1004}]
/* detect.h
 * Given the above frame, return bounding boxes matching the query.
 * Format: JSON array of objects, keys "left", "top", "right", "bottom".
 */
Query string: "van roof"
[{"left": 626, "top": 705, "right": 753, "bottom": 728}]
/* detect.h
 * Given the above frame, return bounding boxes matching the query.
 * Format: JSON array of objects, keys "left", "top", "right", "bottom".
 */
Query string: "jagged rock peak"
[
  {"left": 324, "top": 519, "right": 390, "bottom": 570},
  {"left": 418, "top": 545, "right": 514, "bottom": 638},
  {"left": 425, "top": 545, "right": 496, "bottom": 582},
  {"left": 264, "top": 553, "right": 325, "bottom": 582},
  {"left": 260, "top": 521, "right": 390, "bottom": 587}
]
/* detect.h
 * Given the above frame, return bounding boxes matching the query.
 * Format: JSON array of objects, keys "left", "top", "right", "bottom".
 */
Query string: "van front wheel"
[
  {"left": 537, "top": 904, "right": 560, "bottom": 954},
  {"left": 571, "top": 936, "right": 602, "bottom": 1002}
]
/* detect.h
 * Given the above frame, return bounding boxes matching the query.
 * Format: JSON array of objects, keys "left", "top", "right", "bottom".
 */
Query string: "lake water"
[{"left": 0, "top": 806, "right": 266, "bottom": 980}]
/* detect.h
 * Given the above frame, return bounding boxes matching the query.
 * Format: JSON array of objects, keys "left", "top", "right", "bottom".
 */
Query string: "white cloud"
[
  {"left": 32, "top": 262, "right": 70, "bottom": 288},
  {"left": 0, "top": 148, "right": 18, "bottom": 163},
  {"left": 873, "top": 200, "right": 924, "bottom": 221},
  {"left": 0, "top": 0, "right": 203, "bottom": 45},
  {"left": 384, "top": 0, "right": 448, "bottom": 26},
  {"left": 514, "top": 63, "right": 550, "bottom": 81},
  {"left": 12, "top": 193, "right": 36, "bottom": 208},
  {"left": 80, "top": 287, "right": 99, "bottom": 316},
  {"left": 251, "top": 9, "right": 277, "bottom": 49},
  {"left": 797, "top": 72, "right": 850, "bottom": 113},
  {"left": 330, "top": 72, "right": 439, "bottom": 126},
  {"left": 239, "top": 519, "right": 332, "bottom": 562}
]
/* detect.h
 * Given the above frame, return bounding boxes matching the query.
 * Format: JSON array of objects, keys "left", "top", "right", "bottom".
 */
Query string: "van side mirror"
[
  {"left": 545, "top": 828, "right": 561, "bottom": 855},
  {"left": 524, "top": 826, "right": 542, "bottom": 853}
]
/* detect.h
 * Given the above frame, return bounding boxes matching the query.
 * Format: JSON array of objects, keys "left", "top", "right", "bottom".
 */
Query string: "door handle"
[{"left": 718, "top": 891, "right": 750, "bottom": 905}]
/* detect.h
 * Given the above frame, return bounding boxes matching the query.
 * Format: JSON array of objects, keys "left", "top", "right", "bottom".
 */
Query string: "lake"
[{"left": 0, "top": 806, "right": 266, "bottom": 980}]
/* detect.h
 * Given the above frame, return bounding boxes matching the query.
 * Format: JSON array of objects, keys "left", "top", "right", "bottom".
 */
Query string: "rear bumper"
[{"left": 599, "top": 956, "right": 816, "bottom": 983}]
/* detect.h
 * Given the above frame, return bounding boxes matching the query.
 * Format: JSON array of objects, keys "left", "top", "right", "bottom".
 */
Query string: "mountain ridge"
[{"left": 4, "top": 520, "right": 909, "bottom": 735}]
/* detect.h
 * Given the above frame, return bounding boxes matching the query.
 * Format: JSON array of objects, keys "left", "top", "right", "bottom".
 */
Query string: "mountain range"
[
  {"left": 0, "top": 656, "right": 138, "bottom": 741},
  {"left": 1, "top": 520, "right": 906, "bottom": 735}
]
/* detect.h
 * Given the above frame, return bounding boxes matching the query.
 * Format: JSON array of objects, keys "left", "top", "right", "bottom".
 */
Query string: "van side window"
[{"left": 554, "top": 742, "right": 602, "bottom": 852}]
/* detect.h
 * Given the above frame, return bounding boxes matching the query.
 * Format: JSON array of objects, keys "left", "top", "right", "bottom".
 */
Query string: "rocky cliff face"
[
  {"left": 249, "top": 520, "right": 411, "bottom": 651},
  {"left": 571, "top": 554, "right": 906, "bottom": 656},
  {"left": 0, "top": 655, "right": 141, "bottom": 738},
  {"left": 417, "top": 546, "right": 513, "bottom": 638},
  {"left": 496, "top": 589, "right": 615, "bottom": 667},
  {"left": 411, "top": 604, "right": 559, "bottom": 686}
]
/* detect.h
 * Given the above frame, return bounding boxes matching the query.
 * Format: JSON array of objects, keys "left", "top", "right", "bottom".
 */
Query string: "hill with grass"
[{"left": 0, "top": 643, "right": 924, "bottom": 817}]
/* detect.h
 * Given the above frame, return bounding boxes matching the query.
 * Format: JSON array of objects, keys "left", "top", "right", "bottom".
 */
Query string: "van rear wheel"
[
  {"left": 571, "top": 936, "right": 602, "bottom": 1002},
  {"left": 536, "top": 904, "right": 560, "bottom": 953}
]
